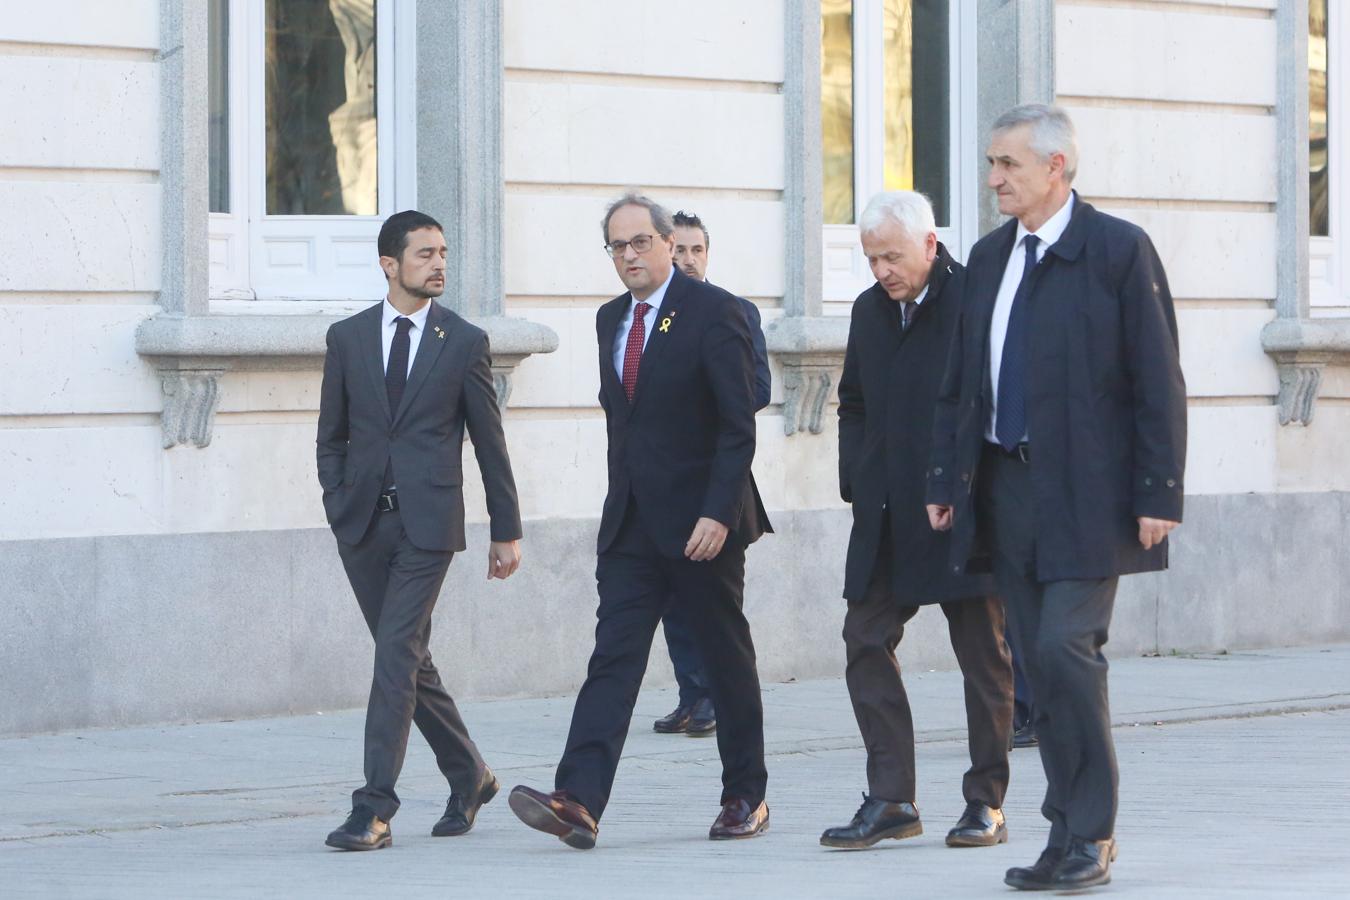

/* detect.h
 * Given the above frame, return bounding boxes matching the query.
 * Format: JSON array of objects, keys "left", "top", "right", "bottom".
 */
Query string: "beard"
[{"left": 400, "top": 272, "right": 443, "bottom": 300}]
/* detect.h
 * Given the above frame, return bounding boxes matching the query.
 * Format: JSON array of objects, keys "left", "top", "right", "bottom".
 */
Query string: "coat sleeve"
[
  {"left": 1118, "top": 232, "right": 1187, "bottom": 522},
  {"left": 836, "top": 307, "right": 864, "bottom": 504},
  {"left": 926, "top": 299, "right": 963, "bottom": 508},
  {"left": 699, "top": 300, "right": 757, "bottom": 528},
  {"left": 315, "top": 324, "right": 349, "bottom": 495},
  {"left": 739, "top": 298, "right": 773, "bottom": 411},
  {"left": 463, "top": 330, "right": 524, "bottom": 542}
]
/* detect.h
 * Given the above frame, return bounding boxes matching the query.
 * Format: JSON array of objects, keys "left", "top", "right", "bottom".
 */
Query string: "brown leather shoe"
[
  {"left": 709, "top": 798, "right": 770, "bottom": 840},
  {"left": 507, "top": 785, "right": 598, "bottom": 850}
]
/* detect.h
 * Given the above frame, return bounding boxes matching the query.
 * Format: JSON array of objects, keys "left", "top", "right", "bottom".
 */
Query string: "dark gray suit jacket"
[{"left": 316, "top": 300, "right": 522, "bottom": 552}]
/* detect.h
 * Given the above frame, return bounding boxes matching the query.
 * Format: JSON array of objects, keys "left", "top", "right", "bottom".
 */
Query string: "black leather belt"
[
  {"left": 987, "top": 441, "right": 1031, "bottom": 463},
  {"left": 376, "top": 490, "right": 399, "bottom": 512}
]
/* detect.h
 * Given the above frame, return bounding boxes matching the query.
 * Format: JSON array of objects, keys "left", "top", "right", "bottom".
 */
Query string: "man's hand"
[
  {"left": 1137, "top": 517, "right": 1178, "bottom": 550},
  {"left": 487, "top": 540, "right": 522, "bottom": 580},
  {"left": 684, "top": 517, "right": 729, "bottom": 562},
  {"left": 926, "top": 504, "right": 953, "bottom": 532}
]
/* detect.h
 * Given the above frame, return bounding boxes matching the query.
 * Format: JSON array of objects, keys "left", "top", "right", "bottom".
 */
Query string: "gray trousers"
[
  {"left": 336, "top": 508, "right": 484, "bottom": 821},
  {"left": 979, "top": 446, "right": 1120, "bottom": 845},
  {"left": 843, "top": 538, "right": 1012, "bottom": 807}
]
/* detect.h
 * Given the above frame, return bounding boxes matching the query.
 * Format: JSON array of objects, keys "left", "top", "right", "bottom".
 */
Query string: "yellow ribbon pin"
[{"left": 659, "top": 317, "right": 672, "bottom": 333}]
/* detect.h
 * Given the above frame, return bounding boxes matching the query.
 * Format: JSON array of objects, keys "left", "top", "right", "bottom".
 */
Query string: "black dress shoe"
[
  {"left": 819, "top": 794, "right": 922, "bottom": 849},
  {"left": 653, "top": 703, "right": 693, "bottom": 733},
  {"left": 508, "top": 785, "right": 599, "bottom": 849},
  {"left": 432, "top": 766, "right": 500, "bottom": 836},
  {"left": 945, "top": 801, "right": 1007, "bottom": 847},
  {"left": 685, "top": 697, "right": 717, "bottom": 737},
  {"left": 325, "top": 806, "right": 391, "bottom": 851},
  {"left": 1004, "top": 845, "right": 1066, "bottom": 891},
  {"left": 1051, "top": 836, "right": 1117, "bottom": 889},
  {"left": 709, "top": 798, "right": 769, "bottom": 840},
  {"left": 1011, "top": 722, "right": 1039, "bottom": 748}
]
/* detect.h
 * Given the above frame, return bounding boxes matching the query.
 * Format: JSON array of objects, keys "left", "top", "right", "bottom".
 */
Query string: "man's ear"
[
  {"left": 378, "top": 255, "right": 397, "bottom": 280},
  {"left": 1048, "top": 151, "right": 1068, "bottom": 183}
]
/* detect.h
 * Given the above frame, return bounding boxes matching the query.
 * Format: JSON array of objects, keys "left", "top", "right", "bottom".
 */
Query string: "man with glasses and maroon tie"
[{"left": 509, "top": 193, "right": 772, "bottom": 848}]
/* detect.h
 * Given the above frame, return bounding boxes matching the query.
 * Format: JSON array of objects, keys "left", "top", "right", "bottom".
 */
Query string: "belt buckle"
[
  {"left": 377, "top": 491, "right": 397, "bottom": 512},
  {"left": 1015, "top": 443, "right": 1031, "bottom": 464}
]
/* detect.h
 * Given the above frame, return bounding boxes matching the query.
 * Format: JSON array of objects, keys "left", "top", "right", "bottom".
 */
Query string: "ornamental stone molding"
[
  {"left": 135, "top": 313, "right": 558, "bottom": 448},
  {"left": 1260, "top": 317, "right": 1350, "bottom": 426},
  {"left": 765, "top": 317, "right": 850, "bottom": 436}
]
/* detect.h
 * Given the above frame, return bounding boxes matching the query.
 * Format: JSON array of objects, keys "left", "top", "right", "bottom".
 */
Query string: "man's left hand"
[
  {"left": 685, "top": 517, "right": 729, "bottom": 561},
  {"left": 1137, "top": 517, "right": 1179, "bottom": 550},
  {"left": 488, "top": 540, "right": 522, "bottom": 580}
]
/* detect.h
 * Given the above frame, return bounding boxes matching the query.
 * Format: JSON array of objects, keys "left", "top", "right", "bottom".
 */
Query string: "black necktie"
[
  {"left": 995, "top": 235, "right": 1041, "bottom": 451},
  {"left": 901, "top": 301, "right": 915, "bottom": 331},
  {"left": 386, "top": 316, "right": 412, "bottom": 415}
]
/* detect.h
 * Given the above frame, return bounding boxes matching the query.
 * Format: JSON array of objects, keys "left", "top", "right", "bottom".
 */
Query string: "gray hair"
[
  {"left": 991, "top": 103, "right": 1079, "bottom": 183},
  {"left": 857, "top": 191, "right": 937, "bottom": 241},
  {"left": 601, "top": 192, "right": 674, "bottom": 242}
]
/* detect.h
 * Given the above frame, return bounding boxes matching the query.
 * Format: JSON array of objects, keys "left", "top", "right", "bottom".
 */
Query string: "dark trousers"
[
  {"left": 1008, "top": 625, "right": 1036, "bottom": 729},
  {"left": 843, "top": 540, "right": 1013, "bottom": 807},
  {"left": 979, "top": 445, "right": 1120, "bottom": 844},
  {"left": 336, "top": 508, "right": 485, "bottom": 821},
  {"left": 661, "top": 604, "right": 711, "bottom": 707},
  {"left": 555, "top": 506, "right": 767, "bottom": 819}
]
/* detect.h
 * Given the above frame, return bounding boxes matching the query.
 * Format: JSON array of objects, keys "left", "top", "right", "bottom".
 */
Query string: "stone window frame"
[
  {"left": 138, "top": 1, "right": 555, "bottom": 449},
  {"left": 773, "top": 0, "right": 1054, "bottom": 435}
]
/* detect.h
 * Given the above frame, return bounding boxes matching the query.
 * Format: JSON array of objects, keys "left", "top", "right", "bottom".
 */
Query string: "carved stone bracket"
[
  {"left": 1261, "top": 317, "right": 1350, "bottom": 427},
  {"left": 765, "top": 316, "right": 850, "bottom": 436},
  {"left": 136, "top": 312, "right": 558, "bottom": 448}
]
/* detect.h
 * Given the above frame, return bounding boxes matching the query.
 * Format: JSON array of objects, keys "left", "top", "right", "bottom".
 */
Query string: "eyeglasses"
[{"left": 603, "top": 233, "right": 657, "bottom": 258}]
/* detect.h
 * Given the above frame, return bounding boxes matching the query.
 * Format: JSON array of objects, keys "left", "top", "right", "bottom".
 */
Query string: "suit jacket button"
[
  {"left": 934, "top": 466, "right": 943, "bottom": 476},
  {"left": 960, "top": 472, "right": 970, "bottom": 483},
  {"left": 1144, "top": 476, "right": 1153, "bottom": 486},
  {"left": 1166, "top": 478, "right": 1176, "bottom": 488}
]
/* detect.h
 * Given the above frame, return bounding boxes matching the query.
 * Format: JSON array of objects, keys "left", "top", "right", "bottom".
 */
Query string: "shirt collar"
[
  {"left": 383, "top": 297, "right": 432, "bottom": 331},
  {"left": 1015, "top": 191, "right": 1075, "bottom": 250},
  {"left": 629, "top": 266, "right": 675, "bottom": 314},
  {"left": 911, "top": 284, "right": 930, "bottom": 307}
]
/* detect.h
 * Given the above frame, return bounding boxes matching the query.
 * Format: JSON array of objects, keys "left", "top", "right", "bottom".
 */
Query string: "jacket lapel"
[
  {"left": 597, "top": 295, "right": 630, "bottom": 412},
  {"left": 972, "top": 220, "right": 1019, "bottom": 405},
  {"left": 360, "top": 303, "right": 393, "bottom": 422},
  {"left": 629, "top": 268, "right": 689, "bottom": 412},
  {"left": 392, "top": 301, "right": 449, "bottom": 425}
]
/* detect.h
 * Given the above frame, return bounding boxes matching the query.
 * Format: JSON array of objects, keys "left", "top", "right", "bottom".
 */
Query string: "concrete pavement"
[{"left": 2, "top": 645, "right": 1349, "bottom": 898}]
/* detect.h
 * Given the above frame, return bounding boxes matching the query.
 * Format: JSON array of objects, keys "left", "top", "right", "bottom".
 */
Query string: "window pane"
[
  {"left": 265, "top": 0, "right": 378, "bottom": 216},
  {"left": 1310, "top": 0, "right": 1330, "bottom": 237},
  {"left": 885, "top": 0, "right": 949, "bottom": 226},
  {"left": 822, "top": 0, "right": 855, "bottom": 225},
  {"left": 208, "top": 0, "right": 229, "bottom": 214}
]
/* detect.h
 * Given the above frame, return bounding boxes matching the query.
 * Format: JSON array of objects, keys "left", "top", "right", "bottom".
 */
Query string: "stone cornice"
[
  {"left": 1260, "top": 317, "right": 1350, "bottom": 425},
  {"left": 765, "top": 316, "right": 850, "bottom": 436}
]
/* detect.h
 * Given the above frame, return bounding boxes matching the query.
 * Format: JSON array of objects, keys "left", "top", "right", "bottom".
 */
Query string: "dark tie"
[
  {"left": 621, "top": 301, "right": 651, "bottom": 401},
  {"left": 995, "top": 234, "right": 1042, "bottom": 451},
  {"left": 386, "top": 316, "right": 412, "bottom": 414},
  {"left": 901, "top": 301, "right": 915, "bottom": 331}
]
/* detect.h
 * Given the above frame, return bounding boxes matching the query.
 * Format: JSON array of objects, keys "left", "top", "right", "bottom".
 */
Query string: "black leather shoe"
[
  {"left": 653, "top": 703, "right": 693, "bottom": 733},
  {"left": 1051, "top": 836, "right": 1117, "bottom": 890},
  {"left": 945, "top": 801, "right": 1007, "bottom": 847},
  {"left": 819, "top": 794, "right": 922, "bottom": 849},
  {"left": 709, "top": 798, "right": 769, "bottom": 840},
  {"left": 1004, "top": 845, "right": 1066, "bottom": 890},
  {"left": 325, "top": 806, "right": 391, "bottom": 851},
  {"left": 432, "top": 766, "right": 500, "bottom": 836},
  {"left": 1012, "top": 722, "right": 1038, "bottom": 748},
  {"left": 508, "top": 785, "right": 599, "bottom": 850},
  {"left": 685, "top": 697, "right": 717, "bottom": 737}
]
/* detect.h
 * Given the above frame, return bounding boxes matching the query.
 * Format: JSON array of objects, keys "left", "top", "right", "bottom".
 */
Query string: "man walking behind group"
[
  {"left": 823, "top": 191, "right": 1014, "bottom": 852},
  {"left": 509, "top": 194, "right": 772, "bottom": 848},
  {"left": 316, "top": 210, "right": 524, "bottom": 851},
  {"left": 928, "top": 104, "right": 1186, "bottom": 891},
  {"left": 649, "top": 210, "right": 772, "bottom": 738}
]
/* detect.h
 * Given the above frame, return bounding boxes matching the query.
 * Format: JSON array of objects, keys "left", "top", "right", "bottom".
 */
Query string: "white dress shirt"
[
  {"left": 612, "top": 267, "right": 675, "bottom": 378},
  {"left": 382, "top": 297, "right": 431, "bottom": 377},
  {"left": 985, "top": 193, "right": 1076, "bottom": 443}
]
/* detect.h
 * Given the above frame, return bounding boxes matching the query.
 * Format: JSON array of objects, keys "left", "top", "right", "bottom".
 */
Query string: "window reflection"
[
  {"left": 265, "top": 0, "right": 378, "bottom": 216},
  {"left": 1310, "top": 0, "right": 1330, "bottom": 237},
  {"left": 822, "top": 0, "right": 855, "bottom": 225},
  {"left": 208, "top": 0, "right": 229, "bottom": 214},
  {"left": 906, "top": 0, "right": 949, "bottom": 226}
]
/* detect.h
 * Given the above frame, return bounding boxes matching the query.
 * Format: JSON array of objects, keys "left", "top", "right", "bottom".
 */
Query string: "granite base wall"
[{"left": 3, "top": 492, "right": 1347, "bottom": 735}]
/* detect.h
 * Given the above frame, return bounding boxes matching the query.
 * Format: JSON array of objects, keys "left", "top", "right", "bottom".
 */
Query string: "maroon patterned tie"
[{"left": 621, "top": 301, "right": 651, "bottom": 401}]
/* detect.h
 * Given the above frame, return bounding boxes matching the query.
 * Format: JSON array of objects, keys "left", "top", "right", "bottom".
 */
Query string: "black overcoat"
[
  {"left": 927, "top": 196, "right": 1187, "bottom": 582},
  {"left": 838, "top": 243, "right": 995, "bottom": 605}
]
